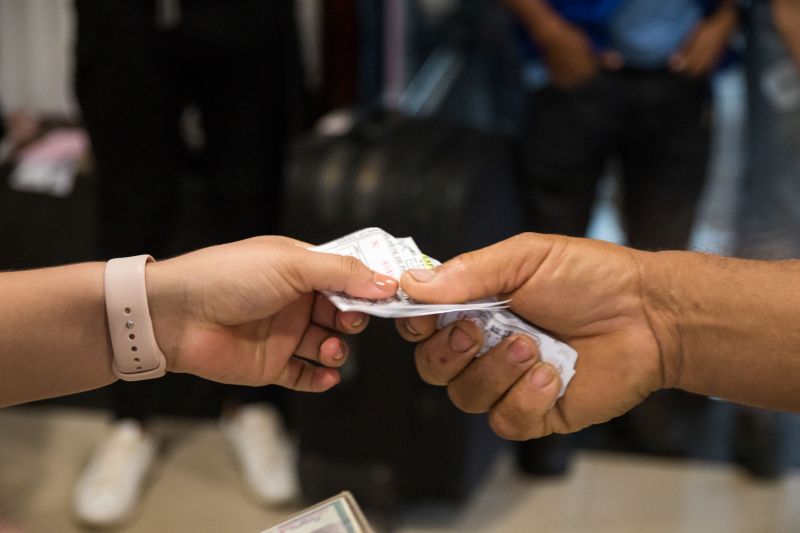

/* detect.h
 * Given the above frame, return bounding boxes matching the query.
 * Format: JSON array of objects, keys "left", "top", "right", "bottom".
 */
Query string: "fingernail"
[
  {"left": 449, "top": 325, "right": 475, "bottom": 353},
  {"left": 403, "top": 320, "right": 420, "bottom": 336},
  {"left": 373, "top": 273, "right": 398, "bottom": 291},
  {"left": 408, "top": 268, "right": 436, "bottom": 282},
  {"left": 507, "top": 338, "right": 534, "bottom": 364},
  {"left": 530, "top": 363, "right": 556, "bottom": 388},
  {"left": 333, "top": 347, "right": 346, "bottom": 362},
  {"left": 351, "top": 314, "right": 365, "bottom": 329}
]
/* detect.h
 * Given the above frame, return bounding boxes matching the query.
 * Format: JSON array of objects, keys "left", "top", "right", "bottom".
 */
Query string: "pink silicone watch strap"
[{"left": 104, "top": 255, "right": 167, "bottom": 381}]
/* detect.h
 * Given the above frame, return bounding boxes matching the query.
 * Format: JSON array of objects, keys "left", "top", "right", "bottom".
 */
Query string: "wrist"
[
  {"left": 708, "top": 2, "right": 739, "bottom": 29},
  {"left": 633, "top": 250, "right": 686, "bottom": 390},
  {"left": 145, "top": 260, "right": 187, "bottom": 372}
]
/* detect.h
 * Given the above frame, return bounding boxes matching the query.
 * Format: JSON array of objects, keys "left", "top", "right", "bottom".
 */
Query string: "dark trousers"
[
  {"left": 520, "top": 69, "right": 711, "bottom": 249},
  {"left": 74, "top": 0, "right": 299, "bottom": 420}
]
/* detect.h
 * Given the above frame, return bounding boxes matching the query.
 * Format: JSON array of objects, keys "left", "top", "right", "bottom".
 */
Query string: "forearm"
[
  {"left": 708, "top": 0, "right": 739, "bottom": 29},
  {"left": 772, "top": 0, "right": 800, "bottom": 69},
  {"left": 0, "top": 263, "right": 117, "bottom": 407},
  {"left": 642, "top": 251, "right": 800, "bottom": 411},
  {"left": 501, "top": 0, "right": 569, "bottom": 45}
]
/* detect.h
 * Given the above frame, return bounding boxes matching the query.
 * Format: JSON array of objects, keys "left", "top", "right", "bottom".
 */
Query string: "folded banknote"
[{"left": 312, "top": 227, "right": 577, "bottom": 395}]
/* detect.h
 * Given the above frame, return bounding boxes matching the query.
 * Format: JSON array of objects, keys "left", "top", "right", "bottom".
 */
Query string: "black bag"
[
  {"left": 0, "top": 165, "right": 98, "bottom": 269},
  {"left": 283, "top": 113, "right": 525, "bottom": 522}
]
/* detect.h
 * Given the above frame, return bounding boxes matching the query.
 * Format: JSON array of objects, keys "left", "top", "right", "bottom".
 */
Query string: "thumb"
[
  {"left": 293, "top": 249, "right": 399, "bottom": 299},
  {"left": 401, "top": 233, "right": 556, "bottom": 304}
]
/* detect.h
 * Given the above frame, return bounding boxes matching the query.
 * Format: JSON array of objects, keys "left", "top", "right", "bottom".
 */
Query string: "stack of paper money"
[
  {"left": 260, "top": 491, "right": 374, "bottom": 533},
  {"left": 312, "top": 228, "right": 577, "bottom": 396}
]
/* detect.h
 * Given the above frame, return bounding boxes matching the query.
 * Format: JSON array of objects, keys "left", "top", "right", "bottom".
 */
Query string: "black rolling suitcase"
[
  {"left": 283, "top": 113, "right": 525, "bottom": 524},
  {"left": 0, "top": 164, "right": 98, "bottom": 270}
]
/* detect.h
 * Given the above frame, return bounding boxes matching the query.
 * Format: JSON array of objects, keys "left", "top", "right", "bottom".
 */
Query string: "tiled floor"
[{"left": 1, "top": 407, "right": 799, "bottom": 533}]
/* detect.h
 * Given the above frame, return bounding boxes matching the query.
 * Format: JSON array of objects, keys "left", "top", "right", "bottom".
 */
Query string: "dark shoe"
[
  {"left": 734, "top": 408, "right": 787, "bottom": 481},
  {"left": 516, "top": 434, "right": 572, "bottom": 477}
]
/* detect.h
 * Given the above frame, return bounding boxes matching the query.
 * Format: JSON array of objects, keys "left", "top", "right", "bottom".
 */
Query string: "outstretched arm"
[
  {"left": 1, "top": 237, "right": 397, "bottom": 408},
  {"left": 642, "top": 249, "right": 800, "bottom": 410},
  {"left": 396, "top": 234, "right": 800, "bottom": 440},
  {"left": 2, "top": 262, "right": 117, "bottom": 406}
]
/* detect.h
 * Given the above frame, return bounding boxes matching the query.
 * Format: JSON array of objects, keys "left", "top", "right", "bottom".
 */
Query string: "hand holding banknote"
[
  {"left": 396, "top": 233, "right": 667, "bottom": 441},
  {"left": 145, "top": 236, "right": 399, "bottom": 392},
  {"left": 312, "top": 228, "right": 578, "bottom": 396}
]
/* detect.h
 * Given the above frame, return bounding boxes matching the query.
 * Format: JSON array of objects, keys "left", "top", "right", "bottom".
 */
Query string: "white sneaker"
[
  {"left": 72, "top": 419, "right": 158, "bottom": 527},
  {"left": 221, "top": 404, "right": 300, "bottom": 506}
]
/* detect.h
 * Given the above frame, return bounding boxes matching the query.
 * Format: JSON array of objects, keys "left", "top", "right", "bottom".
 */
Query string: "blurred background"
[{"left": 1, "top": 0, "right": 800, "bottom": 531}]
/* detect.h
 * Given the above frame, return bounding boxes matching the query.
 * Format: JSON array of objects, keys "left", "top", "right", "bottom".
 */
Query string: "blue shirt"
[
  {"left": 609, "top": 0, "right": 703, "bottom": 69},
  {"left": 546, "top": 0, "right": 624, "bottom": 49},
  {"left": 520, "top": 0, "right": 710, "bottom": 86}
]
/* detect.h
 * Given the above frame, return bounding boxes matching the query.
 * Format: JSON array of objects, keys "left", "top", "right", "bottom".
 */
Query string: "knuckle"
[
  {"left": 447, "top": 384, "right": 484, "bottom": 414},
  {"left": 414, "top": 347, "right": 447, "bottom": 386},
  {"left": 489, "top": 410, "right": 525, "bottom": 440},
  {"left": 515, "top": 231, "right": 537, "bottom": 242},
  {"left": 265, "top": 359, "right": 285, "bottom": 381},
  {"left": 511, "top": 232, "right": 546, "bottom": 253},
  {"left": 258, "top": 366, "right": 281, "bottom": 387},
  {"left": 339, "top": 255, "right": 363, "bottom": 278},
  {"left": 250, "top": 375, "right": 268, "bottom": 387},
  {"left": 446, "top": 249, "right": 485, "bottom": 280},
  {"left": 452, "top": 250, "right": 476, "bottom": 268},
  {"left": 488, "top": 410, "right": 529, "bottom": 441},
  {"left": 412, "top": 316, "right": 438, "bottom": 339}
]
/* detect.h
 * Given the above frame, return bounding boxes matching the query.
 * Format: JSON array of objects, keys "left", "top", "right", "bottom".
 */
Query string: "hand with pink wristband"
[{"left": 0, "top": 236, "right": 398, "bottom": 407}]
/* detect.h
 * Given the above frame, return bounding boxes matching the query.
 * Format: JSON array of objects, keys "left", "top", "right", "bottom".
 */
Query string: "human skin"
[
  {"left": 772, "top": 0, "right": 800, "bottom": 68},
  {"left": 396, "top": 233, "right": 800, "bottom": 441},
  {"left": 502, "top": 0, "right": 610, "bottom": 88},
  {"left": 0, "top": 237, "right": 398, "bottom": 407},
  {"left": 668, "top": 1, "right": 739, "bottom": 76}
]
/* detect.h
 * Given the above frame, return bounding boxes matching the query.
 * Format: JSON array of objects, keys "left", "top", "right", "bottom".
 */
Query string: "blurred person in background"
[
  {"left": 72, "top": 0, "right": 303, "bottom": 526},
  {"left": 732, "top": 0, "right": 800, "bottom": 479},
  {"left": 501, "top": 0, "right": 738, "bottom": 476}
]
